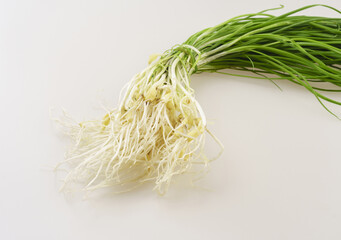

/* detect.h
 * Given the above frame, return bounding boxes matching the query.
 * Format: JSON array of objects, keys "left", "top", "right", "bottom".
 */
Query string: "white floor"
[{"left": 1, "top": 0, "right": 341, "bottom": 239}]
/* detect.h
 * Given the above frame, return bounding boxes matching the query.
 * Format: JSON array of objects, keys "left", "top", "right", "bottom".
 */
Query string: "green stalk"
[{"left": 169, "top": 4, "right": 341, "bottom": 117}]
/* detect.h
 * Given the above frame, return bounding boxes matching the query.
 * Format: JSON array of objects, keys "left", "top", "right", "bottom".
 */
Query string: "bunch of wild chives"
[{"left": 57, "top": 4, "right": 341, "bottom": 194}]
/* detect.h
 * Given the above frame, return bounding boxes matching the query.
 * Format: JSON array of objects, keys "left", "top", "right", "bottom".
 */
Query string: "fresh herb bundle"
[{"left": 58, "top": 5, "right": 341, "bottom": 194}]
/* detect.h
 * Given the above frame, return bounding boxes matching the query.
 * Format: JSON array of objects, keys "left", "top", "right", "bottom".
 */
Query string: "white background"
[{"left": 1, "top": 0, "right": 341, "bottom": 239}]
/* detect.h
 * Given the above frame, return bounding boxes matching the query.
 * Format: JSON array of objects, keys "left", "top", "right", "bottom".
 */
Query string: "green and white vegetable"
[{"left": 57, "top": 5, "right": 341, "bottom": 194}]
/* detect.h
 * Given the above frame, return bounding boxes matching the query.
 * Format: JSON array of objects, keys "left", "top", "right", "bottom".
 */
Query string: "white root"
[{"left": 57, "top": 46, "right": 222, "bottom": 194}]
